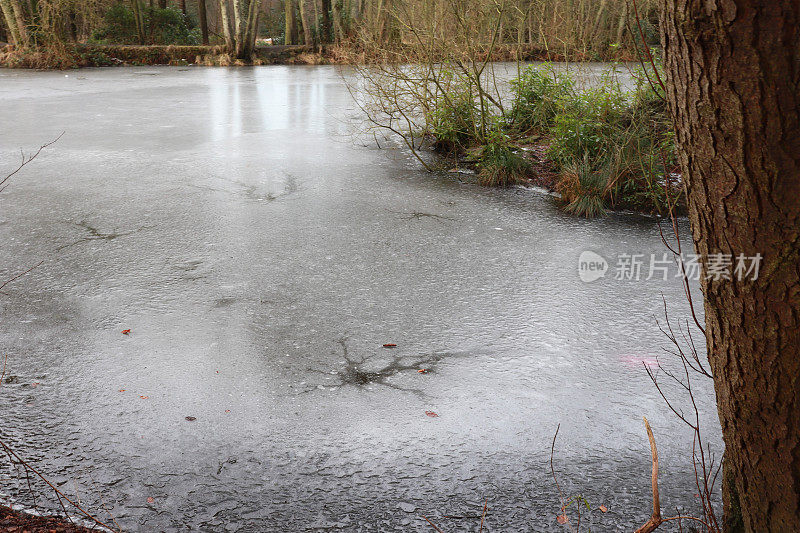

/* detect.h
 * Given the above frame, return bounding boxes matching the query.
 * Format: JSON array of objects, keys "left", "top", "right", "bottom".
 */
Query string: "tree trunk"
[
  {"left": 284, "top": 0, "right": 297, "bottom": 44},
  {"left": 179, "top": 0, "right": 187, "bottom": 14},
  {"left": 131, "top": 0, "right": 145, "bottom": 44},
  {"left": 298, "top": 0, "right": 312, "bottom": 45},
  {"left": 320, "top": 0, "right": 330, "bottom": 43},
  {"left": 330, "top": 0, "right": 343, "bottom": 42},
  {"left": 0, "top": 0, "right": 21, "bottom": 45},
  {"left": 158, "top": 0, "right": 167, "bottom": 9},
  {"left": 218, "top": 0, "right": 234, "bottom": 50},
  {"left": 198, "top": 0, "right": 209, "bottom": 44},
  {"left": 660, "top": 2, "right": 800, "bottom": 532}
]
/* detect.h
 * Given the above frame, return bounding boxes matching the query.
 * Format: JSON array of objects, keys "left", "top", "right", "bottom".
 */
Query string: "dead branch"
[
  {"left": 0, "top": 438, "right": 120, "bottom": 532},
  {"left": 0, "top": 260, "right": 44, "bottom": 294},
  {"left": 0, "top": 133, "right": 63, "bottom": 193},
  {"left": 635, "top": 417, "right": 663, "bottom": 533}
]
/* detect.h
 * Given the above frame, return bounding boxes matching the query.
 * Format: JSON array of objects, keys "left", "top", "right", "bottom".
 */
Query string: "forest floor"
[{"left": 0, "top": 505, "right": 98, "bottom": 532}]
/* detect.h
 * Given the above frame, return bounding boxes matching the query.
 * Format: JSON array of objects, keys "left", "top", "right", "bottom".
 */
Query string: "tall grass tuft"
[{"left": 477, "top": 129, "right": 531, "bottom": 187}]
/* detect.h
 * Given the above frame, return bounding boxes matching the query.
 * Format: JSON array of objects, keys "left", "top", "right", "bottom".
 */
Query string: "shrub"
[
  {"left": 547, "top": 74, "right": 626, "bottom": 166},
  {"left": 507, "top": 64, "right": 574, "bottom": 132},
  {"left": 427, "top": 85, "right": 480, "bottom": 153},
  {"left": 91, "top": 3, "right": 199, "bottom": 45}
]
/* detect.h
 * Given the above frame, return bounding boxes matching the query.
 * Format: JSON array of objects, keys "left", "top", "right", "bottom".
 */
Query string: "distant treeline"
[{"left": 0, "top": 0, "right": 660, "bottom": 53}]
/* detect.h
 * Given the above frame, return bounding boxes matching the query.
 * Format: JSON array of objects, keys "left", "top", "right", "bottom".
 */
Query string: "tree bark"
[
  {"left": 284, "top": 0, "right": 297, "bottom": 44},
  {"left": 0, "top": 0, "right": 21, "bottom": 45},
  {"left": 298, "top": 0, "right": 312, "bottom": 45},
  {"left": 320, "top": 0, "right": 330, "bottom": 43},
  {"left": 660, "top": 2, "right": 800, "bottom": 531},
  {"left": 131, "top": 0, "right": 146, "bottom": 44},
  {"left": 158, "top": 0, "right": 167, "bottom": 9},
  {"left": 198, "top": 0, "right": 209, "bottom": 44},
  {"left": 218, "top": 0, "right": 234, "bottom": 50}
]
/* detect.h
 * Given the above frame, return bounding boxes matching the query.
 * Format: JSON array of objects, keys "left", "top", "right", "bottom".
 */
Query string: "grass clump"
[{"left": 476, "top": 129, "right": 532, "bottom": 187}]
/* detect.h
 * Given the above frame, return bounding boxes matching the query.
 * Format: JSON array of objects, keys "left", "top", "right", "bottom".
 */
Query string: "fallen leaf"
[
  {"left": 599, "top": 505, "right": 608, "bottom": 513},
  {"left": 557, "top": 514, "right": 568, "bottom": 524},
  {"left": 417, "top": 369, "right": 429, "bottom": 374},
  {"left": 118, "top": 389, "right": 126, "bottom": 392},
  {"left": 146, "top": 497, "right": 154, "bottom": 504},
  {"left": 140, "top": 395, "right": 149, "bottom": 399},
  {"left": 31, "top": 382, "right": 39, "bottom": 388},
  {"left": 185, "top": 416, "right": 196, "bottom": 421},
  {"left": 121, "top": 329, "right": 131, "bottom": 335},
  {"left": 225, "top": 409, "right": 230, "bottom": 413},
  {"left": 425, "top": 411, "right": 438, "bottom": 417},
  {"left": 382, "top": 343, "right": 397, "bottom": 348}
]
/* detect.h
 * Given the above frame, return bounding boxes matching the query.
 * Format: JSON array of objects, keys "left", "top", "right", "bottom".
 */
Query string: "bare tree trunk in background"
[
  {"left": 158, "top": 0, "right": 166, "bottom": 9},
  {"left": 660, "top": 1, "right": 800, "bottom": 531},
  {"left": 616, "top": 1, "right": 627, "bottom": 45},
  {"left": 7, "top": 0, "right": 27, "bottom": 44},
  {"left": 298, "top": 0, "right": 312, "bottom": 45},
  {"left": 242, "top": 0, "right": 259, "bottom": 58},
  {"left": 179, "top": 0, "right": 187, "bottom": 14},
  {"left": 218, "top": 0, "right": 234, "bottom": 49},
  {"left": 219, "top": 0, "right": 259, "bottom": 59},
  {"left": 330, "top": 0, "right": 343, "bottom": 42},
  {"left": 320, "top": 0, "right": 330, "bottom": 42},
  {"left": 198, "top": 0, "right": 209, "bottom": 44},
  {"left": 0, "top": 0, "right": 21, "bottom": 44},
  {"left": 284, "top": 0, "right": 297, "bottom": 44},
  {"left": 131, "top": 0, "right": 145, "bottom": 44},
  {"left": 68, "top": 10, "right": 77, "bottom": 41}
]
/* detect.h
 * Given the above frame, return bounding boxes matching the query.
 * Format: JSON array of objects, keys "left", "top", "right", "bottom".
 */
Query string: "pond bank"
[
  {"left": 0, "top": 505, "right": 96, "bottom": 532},
  {"left": 0, "top": 43, "right": 638, "bottom": 69}
]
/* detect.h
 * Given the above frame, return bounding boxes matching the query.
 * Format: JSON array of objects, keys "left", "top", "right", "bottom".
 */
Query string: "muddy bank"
[{"left": 0, "top": 505, "right": 97, "bottom": 533}]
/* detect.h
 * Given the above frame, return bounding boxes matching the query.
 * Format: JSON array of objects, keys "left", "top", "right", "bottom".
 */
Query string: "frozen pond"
[{"left": 0, "top": 65, "right": 721, "bottom": 531}]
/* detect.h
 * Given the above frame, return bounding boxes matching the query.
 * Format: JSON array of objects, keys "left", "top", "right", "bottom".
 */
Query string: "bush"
[
  {"left": 92, "top": 3, "right": 200, "bottom": 45},
  {"left": 507, "top": 64, "right": 574, "bottom": 133},
  {"left": 541, "top": 68, "right": 680, "bottom": 215},
  {"left": 427, "top": 85, "right": 480, "bottom": 153},
  {"left": 547, "top": 74, "right": 626, "bottom": 166}
]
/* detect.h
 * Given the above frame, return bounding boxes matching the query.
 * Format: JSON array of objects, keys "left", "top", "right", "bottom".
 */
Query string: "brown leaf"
[
  {"left": 382, "top": 343, "right": 397, "bottom": 348},
  {"left": 140, "top": 395, "right": 149, "bottom": 399},
  {"left": 185, "top": 416, "right": 196, "bottom": 421},
  {"left": 557, "top": 514, "right": 568, "bottom": 524},
  {"left": 121, "top": 329, "right": 131, "bottom": 335},
  {"left": 425, "top": 411, "right": 438, "bottom": 417},
  {"left": 599, "top": 505, "right": 608, "bottom": 513},
  {"left": 146, "top": 497, "right": 154, "bottom": 504},
  {"left": 417, "top": 369, "right": 429, "bottom": 374}
]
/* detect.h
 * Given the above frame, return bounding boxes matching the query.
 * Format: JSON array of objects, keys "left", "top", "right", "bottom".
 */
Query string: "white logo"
[{"left": 578, "top": 251, "right": 608, "bottom": 282}]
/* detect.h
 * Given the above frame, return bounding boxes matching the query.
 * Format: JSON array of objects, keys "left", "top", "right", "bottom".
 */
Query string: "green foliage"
[
  {"left": 547, "top": 74, "right": 626, "bottom": 166},
  {"left": 476, "top": 128, "right": 531, "bottom": 187},
  {"left": 508, "top": 64, "right": 574, "bottom": 132},
  {"left": 427, "top": 86, "right": 479, "bottom": 153},
  {"left": 541, "top": 67, "right": 679, "bottom": 215},
  {"left": 91, "top": 3, "right": 199, "bottom": 45}
]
